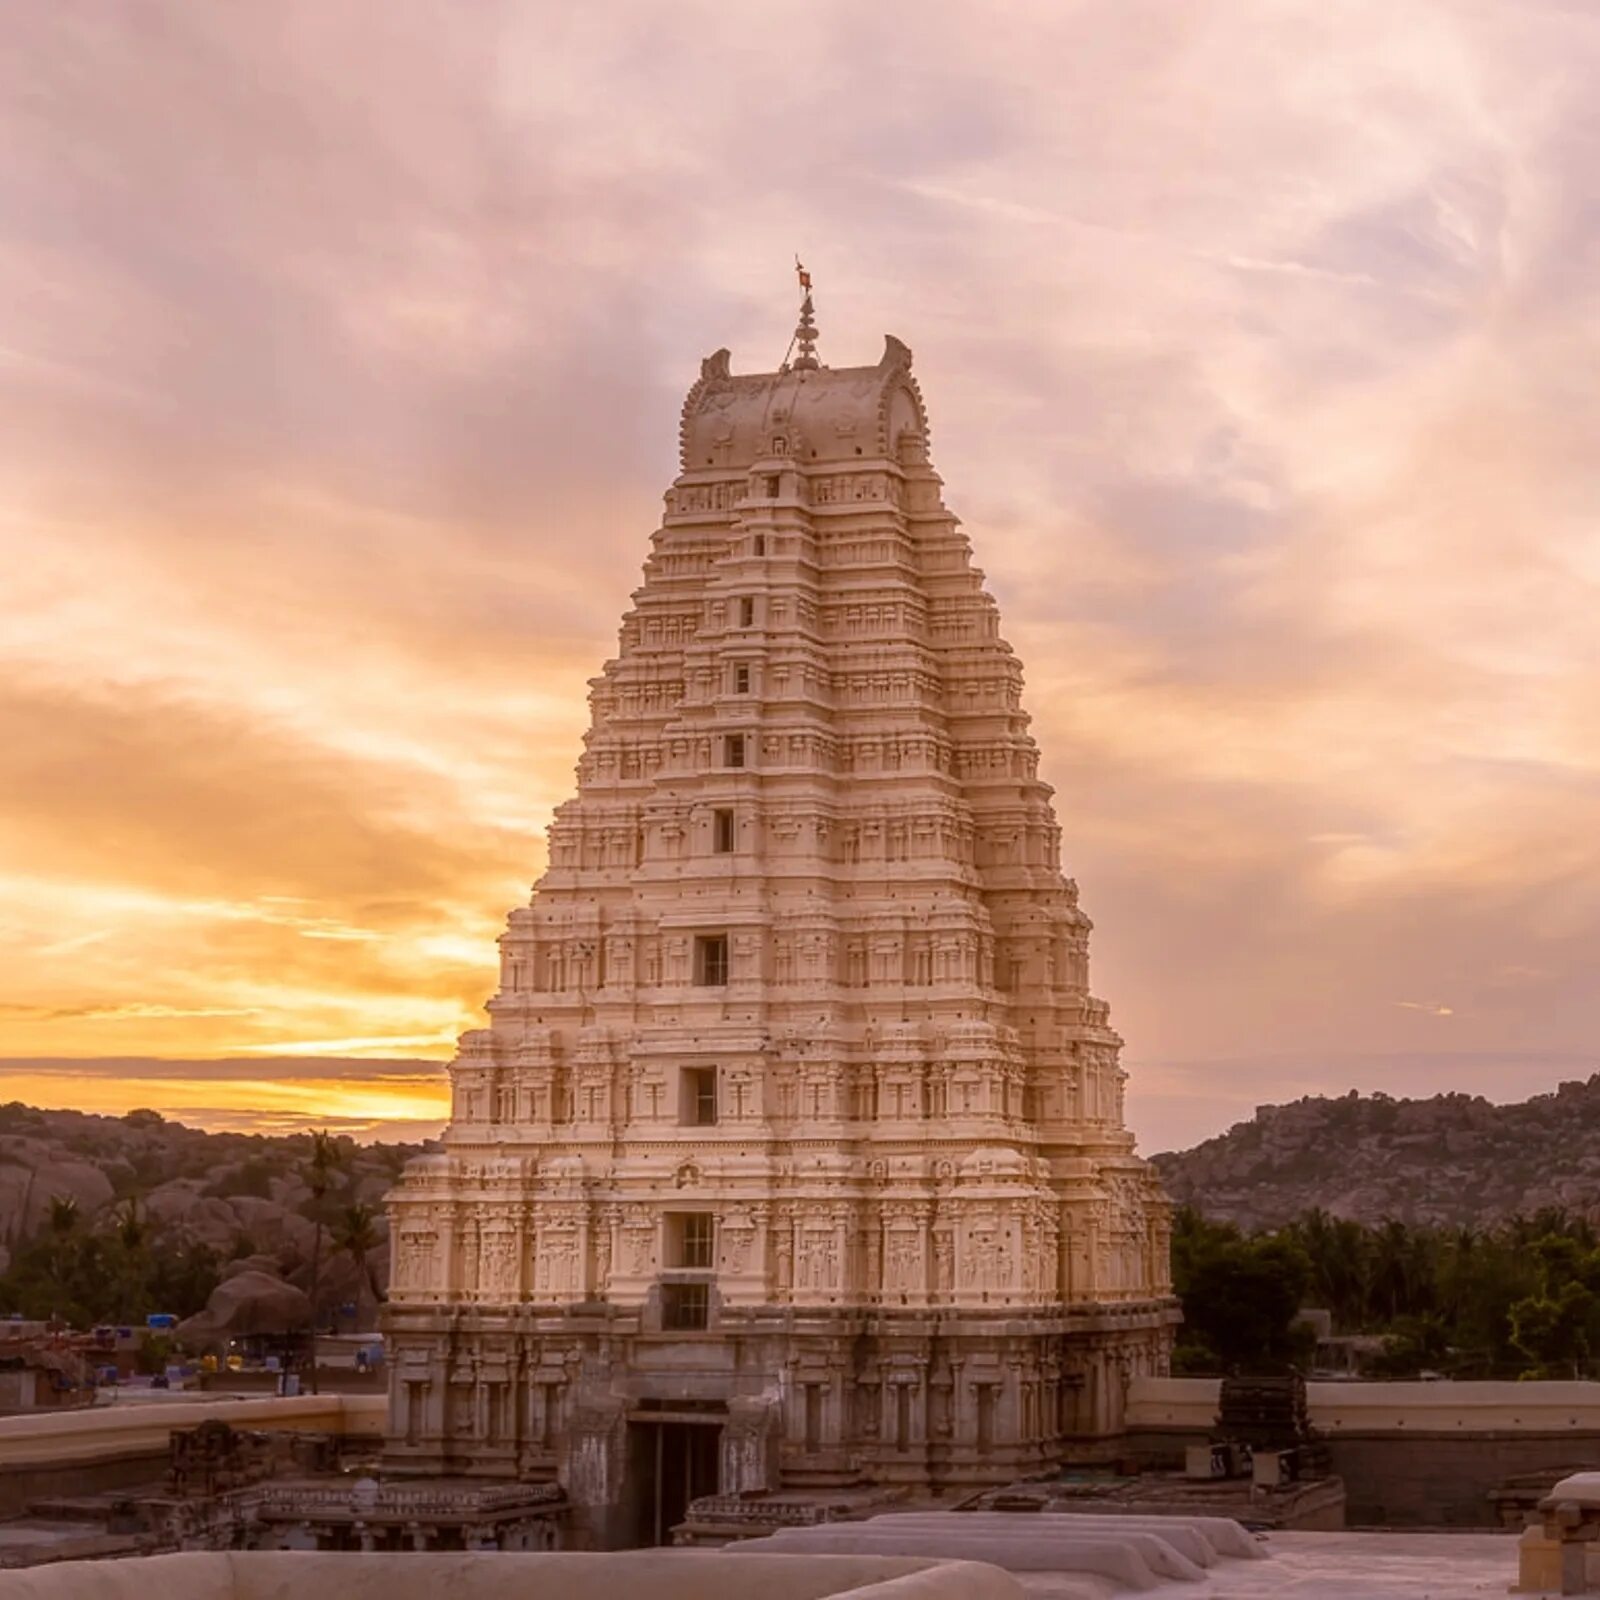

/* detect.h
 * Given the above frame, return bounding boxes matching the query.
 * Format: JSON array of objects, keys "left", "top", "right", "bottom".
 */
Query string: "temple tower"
[{"left": 383, "top": 307, "right": 1177, "bottom": 1545}]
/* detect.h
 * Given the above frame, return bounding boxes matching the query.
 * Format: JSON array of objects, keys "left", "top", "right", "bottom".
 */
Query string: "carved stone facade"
[{"left": 384, "top": 322, "right": 1178, "bottom": 1545}]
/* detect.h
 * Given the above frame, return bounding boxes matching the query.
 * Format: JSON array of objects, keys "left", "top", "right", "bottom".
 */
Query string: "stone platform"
[
  {"left": 742, "top": 1518, "right": 1525, "bottom": 1598},
  {"left": 0, "top": 1551, "right": 1019, "bottom": 1599},
  {"left": 0, "top": 1528, "right": 1536, "bottom": 1598},
  {"left": 961, "top": 1466, "right": 1347, "bottom": 1530}
]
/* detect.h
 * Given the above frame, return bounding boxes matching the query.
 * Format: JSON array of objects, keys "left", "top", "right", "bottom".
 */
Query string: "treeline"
[
  {"left": 0, "top": 1196, "right": 221, "bottom": 1327},
  {"left": 0, "top": 1132, "right": 387, "bottom": 1333},
  {"left": 1175, "top": 1205, "right": 1600, "bottom": 1379}
]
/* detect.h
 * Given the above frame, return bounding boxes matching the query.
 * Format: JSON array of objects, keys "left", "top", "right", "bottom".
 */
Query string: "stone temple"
[{"left": 382, "top": 298, "right": 1178, "bottom": 1546}]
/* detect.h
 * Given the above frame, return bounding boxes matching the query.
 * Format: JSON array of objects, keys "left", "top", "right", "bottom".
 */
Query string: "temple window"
[
  {"left": 666, "top": 1211, "right": 715, "bottom": 1267},
  {"left": 661, "top": 1281, "right": 709, "bottom": 1331},
  {"left": 694, "top": 934, "right": 729, "bottom": 986},
  {"left": 713, "top": 808, "right": 735, "bottom": 853},
  {"left": 682, "top": 1067, "right": 718, "bottom": 1126}
]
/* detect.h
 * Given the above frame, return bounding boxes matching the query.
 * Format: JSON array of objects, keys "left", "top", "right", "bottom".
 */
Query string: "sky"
[{"left": 1, "top": 1, "right": 1597, "bottom": 1153}]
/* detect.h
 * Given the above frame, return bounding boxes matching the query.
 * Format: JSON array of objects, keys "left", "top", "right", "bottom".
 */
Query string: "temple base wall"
[{"left": 381, "top": 1300, "right": 1177, "bottom": 1548}]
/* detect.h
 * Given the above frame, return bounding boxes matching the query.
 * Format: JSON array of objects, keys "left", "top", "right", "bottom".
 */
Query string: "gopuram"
[{"left": 383, "top": 289, "right": 1178, "bottom": 1547}]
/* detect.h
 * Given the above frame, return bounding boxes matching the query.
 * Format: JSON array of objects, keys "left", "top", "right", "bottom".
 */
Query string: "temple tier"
[{"left": 383, "top": 329, "right": 1178, "bottom": 1546}]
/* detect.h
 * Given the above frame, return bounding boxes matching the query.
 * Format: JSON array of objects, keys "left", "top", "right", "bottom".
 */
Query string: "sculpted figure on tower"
[{"left": 385, "top": 304, "right": 1177, "bottom": 1544}]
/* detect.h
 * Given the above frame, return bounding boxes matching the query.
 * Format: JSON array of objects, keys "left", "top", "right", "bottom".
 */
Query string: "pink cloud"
[{"left": 1, "top": 0, "right": 1596, "bottom": 1145}]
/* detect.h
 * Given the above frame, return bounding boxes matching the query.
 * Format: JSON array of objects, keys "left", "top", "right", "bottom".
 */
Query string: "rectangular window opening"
[
  {"left": 694, "top": 934, "right": 729, "bottom": 986},
  {"left": 667, "top": 1210, "right": 716, "bottom": 1267},
  {"left": 682, "top": 1067, "right": 718, "bottom": 1126},
  {"left": 764, "top": 475, "right": 780, "bottom": 498},
  {"left": 739, "top": 597, "right": 755, "bottom": 628},
  {"left": 753, "top": 534, "right": 767, "bottom": 556},
  {"left": 662, "top": 1281, "right": 710, "bottom": 1331},
  {"left": 713, "top": 808, "right": 735, "bottom": 853},
  {"left": 724, "top": 733, "right": 746, "bottom": 768},
  {"left": 733, "top": 664, "right": 751, "bottom": 694}
]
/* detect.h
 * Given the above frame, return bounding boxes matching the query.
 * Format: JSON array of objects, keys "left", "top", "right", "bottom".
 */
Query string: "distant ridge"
[
  {"left": 0, "top": 1099, "right": 428, "bottom": 1276},
  {"left": 1152, "top": 1074, "right": 1600, "bottom": 1229}
]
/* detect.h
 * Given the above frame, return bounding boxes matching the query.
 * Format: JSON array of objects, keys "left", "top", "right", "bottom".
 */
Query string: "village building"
[{"left": 382, "top": 300, "right": 1179, "bottom": 1546}]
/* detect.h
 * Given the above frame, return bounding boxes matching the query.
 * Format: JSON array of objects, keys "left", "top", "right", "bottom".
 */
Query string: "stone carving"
[
  {"left": 396, "top": 1228, "right": 439, "bottom": 1289},
  {"left": 623, "top": 1218, "right": 654, "bottom": 1276},
  {"left": 479, "top": 1228, "right": 518, "bottom": 1297},
  {"left": 798, "top": 1232, "right": 838, "bottom": 1291},
  {"left": 886, "top": 1230, "right": 921, "bottom": 1290},
  {"left": 720, "top": 1212, "right": 756, "bottom": 1274}
]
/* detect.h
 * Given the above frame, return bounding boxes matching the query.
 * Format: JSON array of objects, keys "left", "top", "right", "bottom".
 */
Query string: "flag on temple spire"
[{"left": 796, "top": 256, "right": 812, "bottom": 292}]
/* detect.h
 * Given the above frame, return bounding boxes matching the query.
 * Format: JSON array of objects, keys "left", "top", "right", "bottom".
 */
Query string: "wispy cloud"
[{"left": 0, "top": 0, "right": 1596, "bottom": 1147}]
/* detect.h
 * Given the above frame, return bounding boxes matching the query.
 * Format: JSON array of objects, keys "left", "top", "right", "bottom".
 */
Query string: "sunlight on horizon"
[{"left": 0, "top": 1068, "right": 451, "bottom": 1139}]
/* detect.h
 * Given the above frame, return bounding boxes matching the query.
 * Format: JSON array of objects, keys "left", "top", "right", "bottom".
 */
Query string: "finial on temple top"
[{"left": 793, "top": 256, "right": 819, "bottom": 371}]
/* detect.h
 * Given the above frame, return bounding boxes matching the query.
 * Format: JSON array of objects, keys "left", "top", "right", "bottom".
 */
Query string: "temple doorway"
[{"left": 624, "top": 1417, "right": 723, "bottom": 1546}]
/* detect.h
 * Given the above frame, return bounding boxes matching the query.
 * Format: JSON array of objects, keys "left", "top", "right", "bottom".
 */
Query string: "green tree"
[
  {"left": 1511, "top": 1281, "right": 1596, "bottom": 1377},
  {"left": 332, "top": 1203, "right": 385, "bottom": 1314},
  {"left": 0, "top": 1197, "right": 223, "bottom": 1328},
  {"left": 1174, "top": 1219, "right": 1312, "bottom": 1374},
  {"left": 147, "top": 1239, "right": 221, "bottom": 1321},
  {"left": 106, "top": 1195, "right": 153, "bottom": 1321},
  {"left": 1162, "top": 1205, "right": 1600, "bottom": 1380},
  {"left": 1288, "top": 1208, "right": 1372, "bottom": 1330},
  {"left": 1507, "top": 1233, "right": 1600, "bottom": 1377},
  {"left": 1369, "top": 1219, "right": 1436, "bottom": 1324},
  {"left": 1370, "top": 1313, "right": 1451, "bottom": 1377},
  {"left": 42, "top": 1195, "right": 83, "bottom": 1320}
]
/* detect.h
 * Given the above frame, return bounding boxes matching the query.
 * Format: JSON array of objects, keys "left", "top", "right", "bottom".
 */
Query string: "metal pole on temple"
[{"left": 793, "top": 257, "right": 819, "bottom": 370}]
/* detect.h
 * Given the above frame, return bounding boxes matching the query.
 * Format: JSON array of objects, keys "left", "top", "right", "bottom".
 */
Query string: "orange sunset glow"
[{"left": 2, "top": 3, "right": 1597, "bottom": 1151}]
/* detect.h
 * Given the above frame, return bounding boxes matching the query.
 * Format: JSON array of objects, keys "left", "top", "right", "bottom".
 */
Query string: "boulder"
[
  {"left": 226, "top": 1196, "right": 316, "bottom": 1259},
  {"left": 176, "top": 1269, "right": 311, "bottom": 1348},
  {"left": 0, "top": 1151, "right": 117, "bottom": 1238},
  {"left": 221, "top": 1252, "right": 285, "bottom": 1282}
]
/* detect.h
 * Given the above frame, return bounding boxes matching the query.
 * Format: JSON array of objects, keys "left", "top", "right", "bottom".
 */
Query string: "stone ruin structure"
[
  {"left": 1519, "top": 1472, "right": 1600, "bottom": 1595},
  {"left": 382, "top": 295, "right": 1178, "bottom": 1545}
]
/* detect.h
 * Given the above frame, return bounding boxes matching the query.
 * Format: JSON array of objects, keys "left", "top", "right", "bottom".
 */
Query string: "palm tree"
[
  {"left": 1369, "top": 1218, "right": 1435, "bottom": 1325},
  {"left": 1437, "top": 1224, "right": 1478, "bottom": 1325},
  {"left": 111, "top": 1195, "right": 151, "bottom": 1321},
  {"left": 43, "top": 1195, "right": 79, "bottom": 1319},
  {"left": 1287, "top": 1208, "right": 1372, "bottom": 1330},
  {"left": 303, "top": 1130, "right": 341, "bottom": 1393},
  {"left": 332, "top": 1203, "right": 385, "bottom": 1316}
]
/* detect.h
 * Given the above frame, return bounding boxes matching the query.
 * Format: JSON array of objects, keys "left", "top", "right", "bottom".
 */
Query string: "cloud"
[{"left": 0, "top": 0, "right": 1596, "bottom": 1145}]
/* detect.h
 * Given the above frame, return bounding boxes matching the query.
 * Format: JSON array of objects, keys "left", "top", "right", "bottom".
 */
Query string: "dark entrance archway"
[{"left": 623, "top": 1410, "right": 723, "bottom": 1546}]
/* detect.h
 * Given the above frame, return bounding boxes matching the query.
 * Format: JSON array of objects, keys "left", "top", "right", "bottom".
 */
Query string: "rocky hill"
[
  {"left": 1153, "top": 1076, "right": 1600, "bottom": 1230},
  {"left": 0, "top": 1101, "right": 428, "bottom": 1316}
]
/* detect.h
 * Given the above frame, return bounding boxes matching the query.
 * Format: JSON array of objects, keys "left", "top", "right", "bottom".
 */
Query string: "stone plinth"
[{"left": 1518, "top": 1473, "right": 1600, "bottom": 1594}]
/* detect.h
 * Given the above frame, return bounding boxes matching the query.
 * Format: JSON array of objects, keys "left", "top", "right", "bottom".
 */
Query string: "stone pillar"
[
  {"left": 721, "top": 1394, "right": 781, "bottom": 1493},
  {"left": 558, "top": 1396, "right": 628, "bottom": 1550}
]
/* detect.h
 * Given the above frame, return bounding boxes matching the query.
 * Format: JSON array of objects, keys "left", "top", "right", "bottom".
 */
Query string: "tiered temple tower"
[{"left": 384, "top": 304, "right": 1177, "bottom": 1545}]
